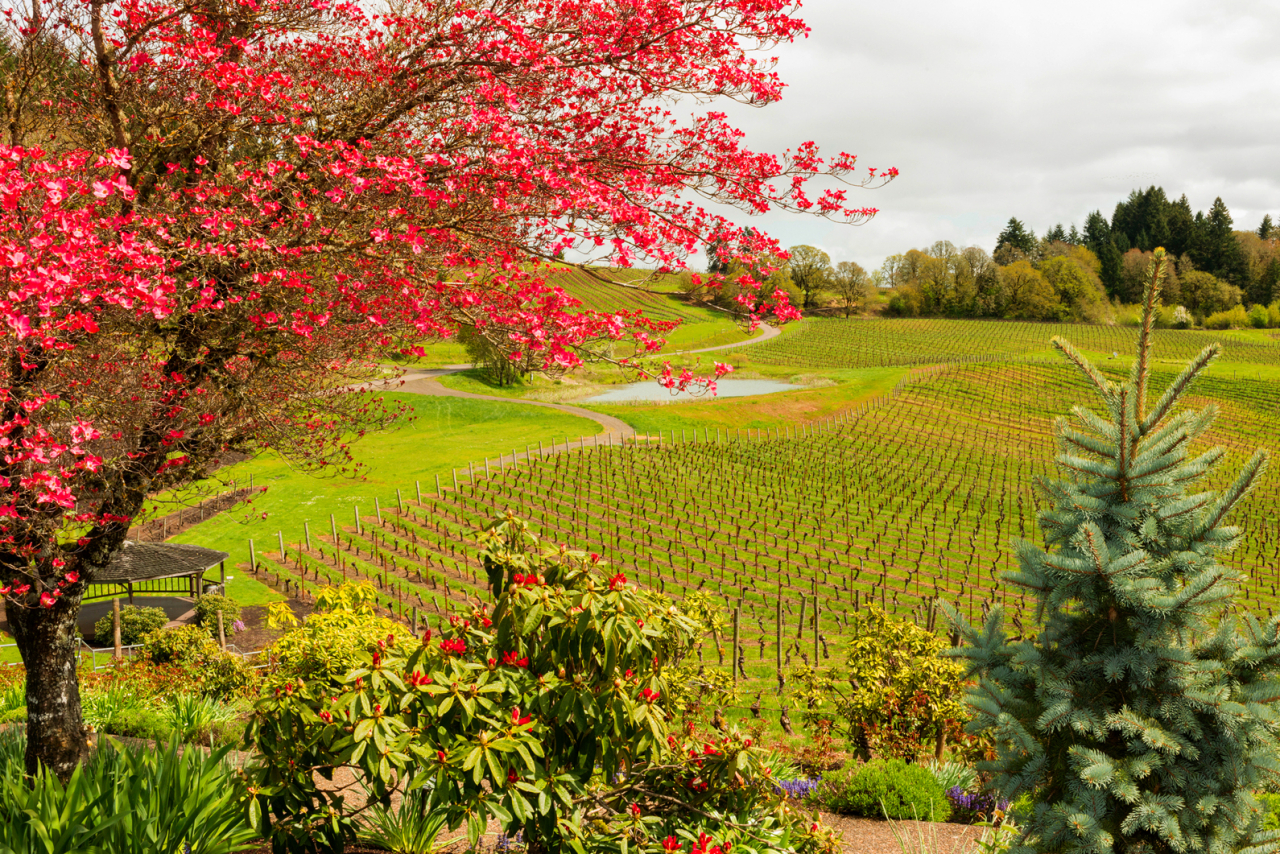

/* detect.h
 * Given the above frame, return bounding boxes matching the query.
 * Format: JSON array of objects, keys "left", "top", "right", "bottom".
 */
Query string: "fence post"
[
  {"left": 355, "top": 504, "right": 362, "bottom": 535},
  {"left": 303, "top": 522, "right": 311, "bottom": 551},
  {"left": 375, "top": 497, "right": 383, "bottom": 523},
  {"left": 278, "top": 530, "right": 286, "bottom": 561},
  {"left": 396, "top": 489, "right": 403, "bottom": 514},
  {"left": 732, "top": 607, "right": 740, "bottom": 689},
  {"left": 249, "top": 539, "right": 256, "bottom": 573},
  {"left": 330, "top": 514, "right": 338, "bottom": 543},
  {"left": 813, "top": 595, "right": 820, "bottom": 663},
  {"left": 417, "top": 481, "right": 423, "bottom": 503},
  {"left": 113, "top": 598, "right": 122, "bottom": 662},
  {"left": 453, "top": 469, "right": 459, "bottom": 491},
  {"left": 775, "top": 596, "right": 783, "bottom": 675}
]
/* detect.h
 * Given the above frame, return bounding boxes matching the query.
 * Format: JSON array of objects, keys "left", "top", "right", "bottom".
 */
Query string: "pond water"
[{"left": 584, "top": 379, "right": 802, "bottom": 403}]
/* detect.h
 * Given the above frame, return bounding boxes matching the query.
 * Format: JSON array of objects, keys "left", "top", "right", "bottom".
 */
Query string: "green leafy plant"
[
  {"left": 923, "top": 759, "right": 976, "bottom": 795},
  {"left": 812, "top": 758, "right": 949, "bottom": 821},
  {"left": 264, "top": 581, "right": 407, "bottom": 688},
  {"left": 1258, "top": 792, "right": 1280, "bottom": 832},
  {"left": 247, "top": 515, "right": 841, "bottom": 854},
  {"left": 93, "top": 605, "right": 167, "bottom": 646},
  {"left": 81, "top": 683, "right": 150, "bottom": 733},
  {"left": 0, "top": 728, "right": 256, "bottom": 854},
  {"left": 164, "top": 693, "right": 239, "bottom": 743},
  {"left": 357, "top": 786, "right": 455, "bottom": 854},
  {"left": 195, "top": 594, "right": 243, "bottom": 635},
  {"left": 794, "top": 607, "right": 967, "bottom": 762},
  {"left": 140, "top": 626, "right": 257, "bottom": 699},
  {"left": 0, "top": 682, "right": 25, "bottom": 724}
]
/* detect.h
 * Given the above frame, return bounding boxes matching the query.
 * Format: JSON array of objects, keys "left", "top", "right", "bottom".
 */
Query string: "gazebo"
[
  {"left": 84, "top": 541, "right": 229, "bottom": 605},
  {"left": 78, "top": 541, "right": 230, "bottom": 638}
]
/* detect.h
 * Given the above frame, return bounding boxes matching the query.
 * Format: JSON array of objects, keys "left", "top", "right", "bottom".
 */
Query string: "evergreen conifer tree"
[
  {"left": 944, "top": 248, "right": 1280, "bottom": 854},
  {"left": 1257, "top": 214, "right": 1275, "bottom": 241},
  {"left": 997, "top": 218, "right": 1039, "bottom": 257}
]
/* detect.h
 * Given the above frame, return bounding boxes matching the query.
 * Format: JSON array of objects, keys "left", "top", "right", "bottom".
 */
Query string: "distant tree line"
[
  {"left": 881, "top": 188, "right": 1280, "bottom": 328},
  {"left": 998, "top": 188, "right": 1279, "bottom": 308}
]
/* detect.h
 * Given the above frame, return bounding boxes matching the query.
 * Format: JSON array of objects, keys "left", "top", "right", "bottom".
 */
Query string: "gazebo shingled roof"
[{"left": 88, "top": 541, "right": 230, "bottom": 585}]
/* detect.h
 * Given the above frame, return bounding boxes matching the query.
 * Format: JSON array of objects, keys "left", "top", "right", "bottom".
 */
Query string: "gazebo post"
[
  {"left": 220, "top": 560, "right": 226, "bottom": 587},
  {"left": 127, "top": 582, "right": 134, "bottom": 605}
]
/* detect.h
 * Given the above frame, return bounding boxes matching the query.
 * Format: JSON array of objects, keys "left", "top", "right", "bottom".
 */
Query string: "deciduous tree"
[
  {"left": 786, "top": 244, "right": 834, "bottom": 310},
  {"left": 0, "top": 0, "right": 893, "bottom": 777},
  {"left": 830, "top": 261, "right": 873, "bottom": 317}
]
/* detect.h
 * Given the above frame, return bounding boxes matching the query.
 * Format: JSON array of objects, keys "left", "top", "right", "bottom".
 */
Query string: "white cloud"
[{"left": 702, "top": 0, "right": 1280, "bottom": 271}]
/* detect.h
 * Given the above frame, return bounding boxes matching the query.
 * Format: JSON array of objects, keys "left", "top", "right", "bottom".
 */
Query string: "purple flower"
[
  {"left": 232, "top": 619, "right": 246, "bottom": 633},
  {"left": 775, "top": 777, "right": 823, "bottom": 800},
  {"left": 946, "top": 786, "right": 1009, "bottom": 822}
]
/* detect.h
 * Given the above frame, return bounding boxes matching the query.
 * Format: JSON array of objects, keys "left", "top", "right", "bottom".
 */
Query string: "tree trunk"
[{"left": 8, "top": 592, "right": 89, "bottom": 779}]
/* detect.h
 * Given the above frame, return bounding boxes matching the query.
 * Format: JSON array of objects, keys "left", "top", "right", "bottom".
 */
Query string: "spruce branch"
[
  {"left": 1052, "top": 336, "right": 1116, "bottom": 409},
  {"left": 1142, "top": 344, "right": 1219, "bottom": 434},
  {"left": 1132, "top": 247, "right": 1168, "bottom": 423},
  {"left": 1189, "top": 450, "right": 1270, "bottom": 544}
]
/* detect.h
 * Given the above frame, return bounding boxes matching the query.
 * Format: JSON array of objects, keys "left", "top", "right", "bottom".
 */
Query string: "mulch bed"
[{"left": 230, "top": 599, "right": 313, "bottom": 654}]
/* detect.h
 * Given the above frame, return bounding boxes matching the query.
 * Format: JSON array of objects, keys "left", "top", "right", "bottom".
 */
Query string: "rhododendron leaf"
[
  {"left": 522, "top": 603, "right": 543, "bottom": 635},
  {"left": 484, "top": 750, "right": 503, "bottom": 786},
  {"left": 353, "top": 718, "right": 374, "bottom": 742}
]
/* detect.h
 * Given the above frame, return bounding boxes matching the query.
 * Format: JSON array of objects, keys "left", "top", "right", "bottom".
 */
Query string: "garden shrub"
[
  {"left": 794, "top": 606, "right": 968, "bottom": 761},
  {"left": 102, "top": 707, "right": 174, "bottom": 742},
  {"left": 1249, "top": 304, "right": 1270, "bottom": 328},
  {"left": 1204, "top": 304, "right": 1250, "bottom": 329},
  {"left": 92, "top": 605, "right": 167, "bottom": 646},
  {"left": 194, "top": 594, "right": 242, "bottom": 635},
  {"left": 264, "top": 581, "right": 407, "bottom": 688},
  {"left": 248, "top": 515, "right": 841, "bottom": 854},
  {"left": 1259, "top": 792, "right": 1280, "bottom": 832},
  {"left": 140, "top": 626, "right": 257, "bottom": 699},
  {"left": 813, "top": 758, "right": 950, "bottom": 821}
]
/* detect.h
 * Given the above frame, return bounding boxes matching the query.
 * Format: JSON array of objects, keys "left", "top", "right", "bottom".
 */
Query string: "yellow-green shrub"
[
  {"left": 796, "top": 607, "right": 966, "bottom": 761},
  {"left": 265, "top": 582, "right": 406, "bottom": 688}
]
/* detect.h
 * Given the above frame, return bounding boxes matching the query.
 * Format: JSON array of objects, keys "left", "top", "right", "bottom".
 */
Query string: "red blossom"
[{"left": 440, "top": 638, "right": 466, "bottom": 656}]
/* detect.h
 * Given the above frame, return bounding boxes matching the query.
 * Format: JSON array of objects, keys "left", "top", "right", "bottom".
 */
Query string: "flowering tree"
[{"left": 0, "top": 0, "right": 891, "bottom": 777}]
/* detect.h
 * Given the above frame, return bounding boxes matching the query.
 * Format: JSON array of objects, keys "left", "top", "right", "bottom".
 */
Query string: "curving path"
[{"left": 352, "top": 323, "right": 783, "bottom": 461}]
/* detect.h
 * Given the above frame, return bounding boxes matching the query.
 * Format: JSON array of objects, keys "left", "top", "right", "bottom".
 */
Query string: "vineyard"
[
  {"left": 232, "top": 347, "right": 1280, "bottom": 728},
  {"left": 547, "top": 266, "right": 705, "bottom": 324},
  {"left": 730, "top": 317, "right": 1280, "bottom": 369}
]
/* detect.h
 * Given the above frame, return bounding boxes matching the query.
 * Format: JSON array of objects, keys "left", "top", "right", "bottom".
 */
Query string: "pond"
[{"left": 584, "top": 379, "right": 802, "bottom": 403}]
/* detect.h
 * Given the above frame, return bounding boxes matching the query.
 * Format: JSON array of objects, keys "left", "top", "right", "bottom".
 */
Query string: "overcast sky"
[{"left": 712, "top": 0, "right": 1280, "bottom": 272}]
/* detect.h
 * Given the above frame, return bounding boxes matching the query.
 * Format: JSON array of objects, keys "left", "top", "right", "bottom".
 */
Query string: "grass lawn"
[{"left": 169, "top": 393, "right": 605, "bottom": 606}]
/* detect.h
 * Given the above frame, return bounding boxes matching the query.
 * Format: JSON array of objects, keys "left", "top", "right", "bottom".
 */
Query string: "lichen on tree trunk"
[{"left": 8, "top": 592, "right": 89, "bottom": 779}]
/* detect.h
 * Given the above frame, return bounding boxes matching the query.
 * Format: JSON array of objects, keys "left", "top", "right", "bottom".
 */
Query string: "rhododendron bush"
[
  {"left": 0, "top": 0, "right": 891, "bottom": 776},
  {"left": 248, "top": 516, "right": 839, "bottom": 854}
]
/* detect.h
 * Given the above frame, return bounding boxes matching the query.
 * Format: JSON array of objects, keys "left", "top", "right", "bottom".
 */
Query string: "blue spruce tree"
[{"left": 945, "top": 248, "right": 1279, "bottom": 854}]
